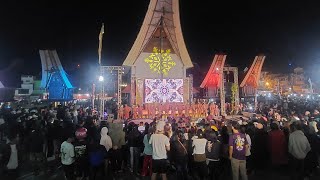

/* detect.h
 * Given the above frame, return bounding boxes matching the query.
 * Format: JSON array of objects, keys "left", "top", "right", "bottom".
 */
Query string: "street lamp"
[{"left": 99, "top": 75, "right": 104, "bottom": 82}]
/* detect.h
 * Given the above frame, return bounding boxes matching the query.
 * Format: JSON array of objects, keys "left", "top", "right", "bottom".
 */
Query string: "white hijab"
[{"left": 100, "top": 127, "right": 112, "bottom": 152}]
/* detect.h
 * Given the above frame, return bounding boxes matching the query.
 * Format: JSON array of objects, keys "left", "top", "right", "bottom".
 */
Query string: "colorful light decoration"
[
  {"left": 144, "top": 79, "right": 183, "bottom": 103},
  {"left": 144, "top": 47, "right": 176, "bottom": 75}
]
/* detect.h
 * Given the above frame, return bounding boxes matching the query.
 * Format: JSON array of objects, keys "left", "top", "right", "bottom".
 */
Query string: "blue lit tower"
[{"left": 39, "top": 50, "right": 73, "bottom": 101}]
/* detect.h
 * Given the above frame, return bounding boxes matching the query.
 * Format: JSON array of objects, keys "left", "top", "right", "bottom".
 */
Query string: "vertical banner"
[
  {"left": 189, "top": 75, "right": 193, "bottom": 103},
  {"left": 130, "top": 76, "right": 136, "bottom": 105},
  {"left": 183, "top": 78, "right": 189, "bottom": 103},
  {"left": 136, "top": 79, "right": 144, "bottom": 105}
]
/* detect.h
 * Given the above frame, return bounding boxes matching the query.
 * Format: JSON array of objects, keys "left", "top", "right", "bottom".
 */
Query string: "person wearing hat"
[{"left": 149, "top": 121, "right": 170, "bottom": 180}]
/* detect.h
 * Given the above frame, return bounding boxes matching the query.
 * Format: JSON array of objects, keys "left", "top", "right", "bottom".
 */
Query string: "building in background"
[
  {"left": 259, "top": 67, "right": 309, "bottom": 94},
  {"left": 14, "top": 75, "right": 34, "bottom": 100},
  {"left": 14, "top": 76, "right": 45, "bottom": 101}
]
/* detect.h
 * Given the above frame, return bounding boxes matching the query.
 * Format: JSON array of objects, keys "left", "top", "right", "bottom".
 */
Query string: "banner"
[{"left": 136, "top": 79, "right": 144, "bottom": 105}]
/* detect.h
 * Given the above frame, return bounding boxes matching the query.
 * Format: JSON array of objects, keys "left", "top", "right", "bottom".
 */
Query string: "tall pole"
[
  {"left": 98, "top": 23, "right": 105, "bottom": 119},
  {"left": 92, "top": 83, "right": 95, "bottom": 108}
]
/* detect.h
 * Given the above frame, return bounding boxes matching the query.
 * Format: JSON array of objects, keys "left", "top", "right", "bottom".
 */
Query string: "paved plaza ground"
[{"left": 1, "top": 155, "right": 319, "bottom": 180}]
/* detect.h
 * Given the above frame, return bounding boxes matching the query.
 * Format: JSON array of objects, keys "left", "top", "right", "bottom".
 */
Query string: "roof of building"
[{"left": 123, "top": 0, "right": 193, "bottom": 68}]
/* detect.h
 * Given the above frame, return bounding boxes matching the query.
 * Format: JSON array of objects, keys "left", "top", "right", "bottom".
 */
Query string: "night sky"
[{"left": 1, "top": 0, "right": 320, "bottom": 87}]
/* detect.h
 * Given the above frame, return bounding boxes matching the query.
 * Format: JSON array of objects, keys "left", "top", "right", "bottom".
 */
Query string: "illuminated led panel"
[
  {"left": 145, "top": 79, "right": 183, "bottom": 103},
  {"left": 144, "top": 47, "right": 176, "bottom": 75}
]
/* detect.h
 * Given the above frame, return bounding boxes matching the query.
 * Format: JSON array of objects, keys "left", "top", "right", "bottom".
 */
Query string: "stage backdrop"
[{"left": 145, "top": 79, "right": 183, "bottom": 103}]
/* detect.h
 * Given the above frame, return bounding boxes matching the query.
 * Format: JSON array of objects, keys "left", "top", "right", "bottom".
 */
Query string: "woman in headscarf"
[{"left": 100, "top": 127, "right": 112, "bottom": 176}]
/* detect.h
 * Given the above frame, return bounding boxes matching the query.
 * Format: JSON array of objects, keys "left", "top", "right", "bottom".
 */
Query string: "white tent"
[{"left": 0, "top": 81, "right": 4, "bottom": 88}]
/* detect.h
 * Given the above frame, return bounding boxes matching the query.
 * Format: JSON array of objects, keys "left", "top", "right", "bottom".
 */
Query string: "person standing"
[
  {"left": 192, "top": 129, "right": 207, "bottom": 180},
  {"left": 251, "top": 123, "right": 269, "bottom": 173},
  {"left": 229, "top": 121, "right": 248, "bottom": 180},
  {"left": 109, "top": 123, "right": 126, "bottom": 172},
  {"left": 100, "top": 127, "right": 112, "bottom": 176},
  {"left": 206, "top": 130, "right": 221, "bottom": 180},
  {"left": 268, "top": 122, "right": 288, "bottom": 167},
  {"left": 127, "top": 125, "right": 143, "bottom": 174},
  {"left": 171, "top": 131, "right": 188, "bottom": 180},
  {"left": 149, "top": 121, "right": 170, "bottom": 180},
  {"left": 141, "top": 127, "right": 153, "bottom": 177},
  {"left": 74, "top": 127, "right": 89, "bottom": 180},
  {"left": 288, "top": 121, "right": 311, "bottom": 180},
  {"left": 61, "top": 136, "right": 75, "bottom": 180}
]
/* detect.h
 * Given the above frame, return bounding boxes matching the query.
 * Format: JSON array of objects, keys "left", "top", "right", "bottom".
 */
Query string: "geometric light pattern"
[
  {"left": 145, "top": 79, "right": 183, "bottom": 103},
  {"left": 144, "top": 47, "right": 176, "bottom": 75}
]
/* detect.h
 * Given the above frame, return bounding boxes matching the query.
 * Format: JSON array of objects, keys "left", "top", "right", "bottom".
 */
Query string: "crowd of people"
[{"left": 0, "top": 101, "right": 319, "bottom": 180}]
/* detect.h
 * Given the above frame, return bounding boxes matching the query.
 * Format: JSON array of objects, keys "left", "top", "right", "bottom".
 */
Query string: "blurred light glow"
[{"left": 99, "top": 76, "right": 104, "bottom": 82}]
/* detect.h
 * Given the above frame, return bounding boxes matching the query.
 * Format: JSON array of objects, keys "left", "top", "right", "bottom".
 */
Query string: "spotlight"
[{"left": 99, "top": 76, "right": 104, "bottom": 82}]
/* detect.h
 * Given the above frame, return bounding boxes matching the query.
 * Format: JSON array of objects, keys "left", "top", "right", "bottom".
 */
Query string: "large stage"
[{"left": 112, "top": 112, "right": 254, "bottom": 125}]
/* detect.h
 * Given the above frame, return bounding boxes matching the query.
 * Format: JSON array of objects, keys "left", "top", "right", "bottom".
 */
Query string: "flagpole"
[{"left": 98, "top": 23, "right": 105, "bottom": 120}]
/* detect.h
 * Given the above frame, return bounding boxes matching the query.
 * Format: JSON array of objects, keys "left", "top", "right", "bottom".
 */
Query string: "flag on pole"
[{"left": 98, "top": 23, "right": 105, "bottom": 65}]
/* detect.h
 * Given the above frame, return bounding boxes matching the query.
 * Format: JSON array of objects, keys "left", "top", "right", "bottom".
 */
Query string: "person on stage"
[
  {"left": 119, "top": 105, "right": 124, "bottom": 120},
  {"left": 123, "top": 104, "right": 131, "bottom": 120}
]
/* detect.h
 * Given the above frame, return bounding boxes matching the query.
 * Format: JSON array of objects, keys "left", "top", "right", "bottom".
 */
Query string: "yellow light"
[
  {"left": 144, "top": 47, "right": 175, "bottom": 75},
  {"left": 266, "top": 82, "right": 270, "bottom": 86}
]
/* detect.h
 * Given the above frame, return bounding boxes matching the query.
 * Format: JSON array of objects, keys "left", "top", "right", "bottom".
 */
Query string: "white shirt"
[
  {"left": 149, "top": 133, "right": 170, "bottom": 160},
  {"left": 192, "top": 138, "right": 207, "bottom": 155},
  {"left": 7, "top": 144, "right": 18, "bottom": 170},
  {"left": 60, "top": 141, "right": 75, "bottom": 165},
  {"left": 138, "top": 126, "right": 145, "bottom": 132}
]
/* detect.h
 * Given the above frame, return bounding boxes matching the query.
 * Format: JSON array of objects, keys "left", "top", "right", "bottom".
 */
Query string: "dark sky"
[{"left": 1, "top": 0, "right": 320, "bottom": 87}]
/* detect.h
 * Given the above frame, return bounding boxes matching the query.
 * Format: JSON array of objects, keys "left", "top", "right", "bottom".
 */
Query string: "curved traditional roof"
[{"left": 123, "top": 0, "right": 193, "bottom": 68}]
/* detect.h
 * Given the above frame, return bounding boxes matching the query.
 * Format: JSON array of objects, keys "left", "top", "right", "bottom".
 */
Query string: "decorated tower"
[
  {"left": 240, "top": 55, "right": 265, "bottom": 108},
  {"left": 200, "top": 54, "right": 226, "bottom": 98},
  {"left": 123, "top": 0, "right": 193, "bottom": 105},
  {"left": 39, "top": 50, "right": 73, "bottom": 101}
]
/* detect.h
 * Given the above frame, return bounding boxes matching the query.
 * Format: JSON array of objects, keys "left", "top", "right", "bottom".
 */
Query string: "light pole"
[{"left": 99, "top": 74, "right": 104, "bottom": 120}]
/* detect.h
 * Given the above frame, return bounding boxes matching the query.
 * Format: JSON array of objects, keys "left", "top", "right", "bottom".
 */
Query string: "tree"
[{"left": 231, "top": 83, "right": 238, "bottom": 115}]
